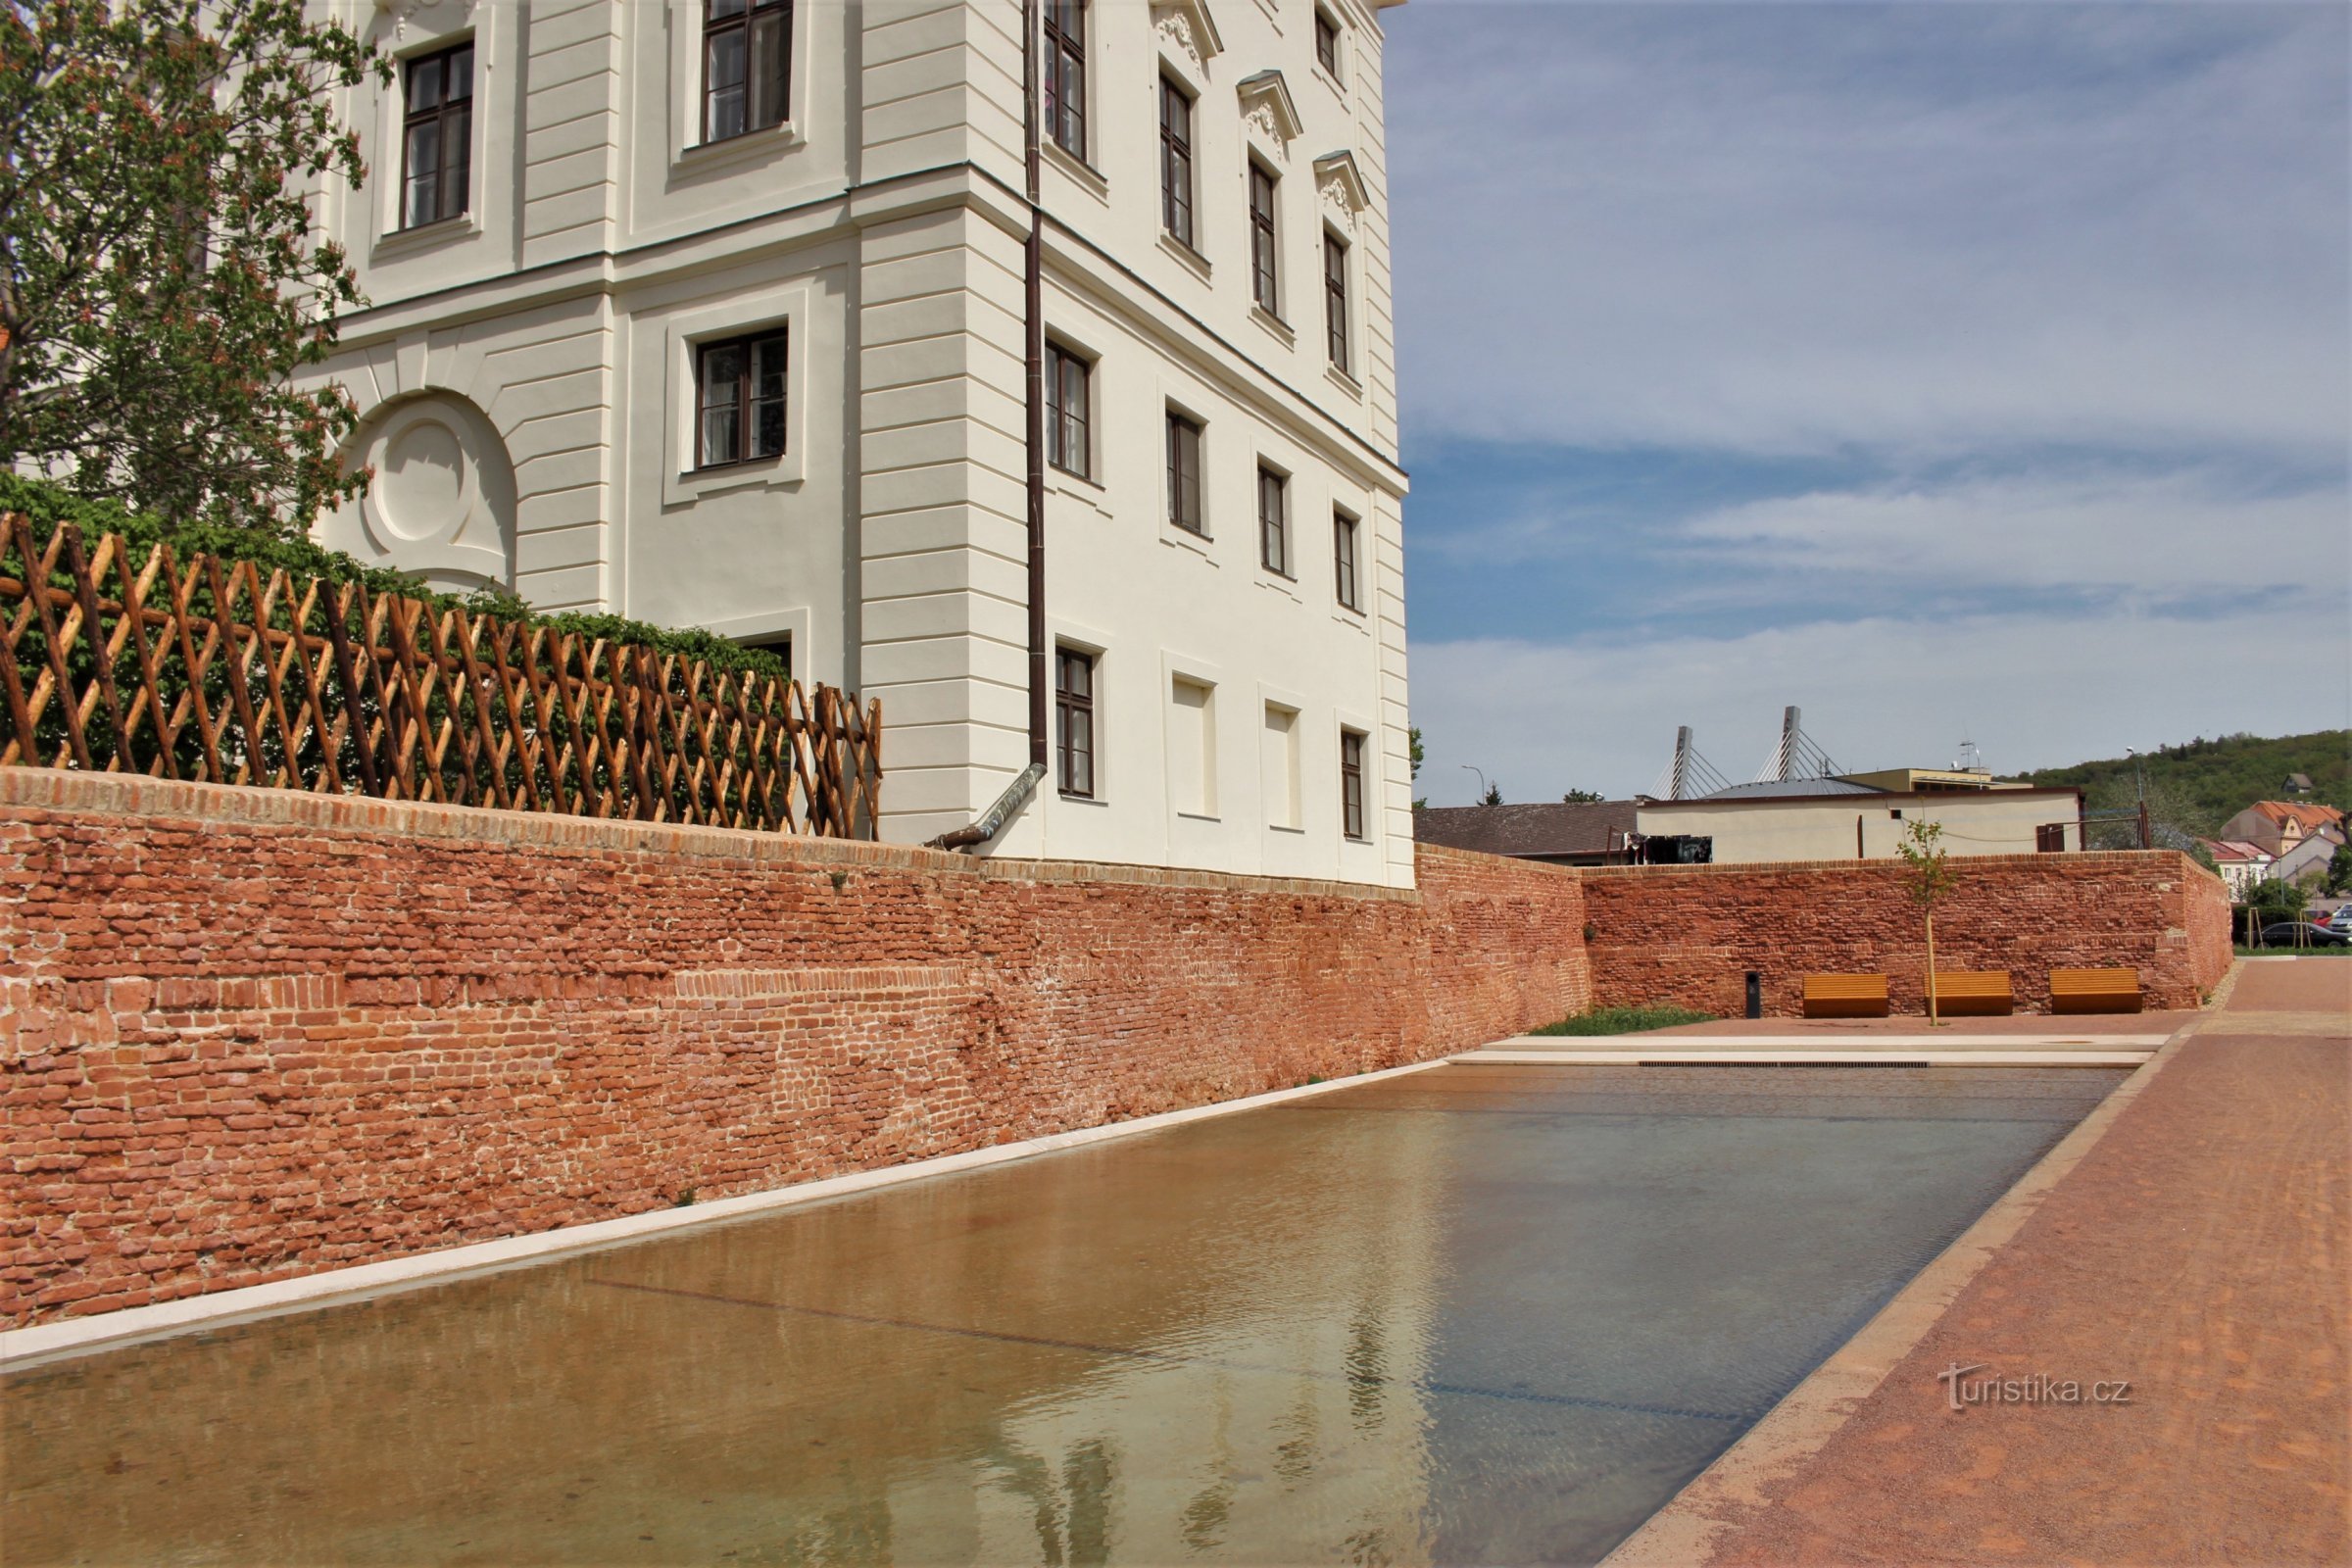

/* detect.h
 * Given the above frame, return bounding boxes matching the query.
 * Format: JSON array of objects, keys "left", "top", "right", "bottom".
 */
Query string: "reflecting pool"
[{"left": 3, "top": 1063, "right": 2125, "bottom": 1566}]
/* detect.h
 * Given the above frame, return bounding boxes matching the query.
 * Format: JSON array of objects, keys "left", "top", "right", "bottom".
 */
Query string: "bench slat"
[
  {"left": 1933, "top": 970, "right": 2014, "bottom": 1017},
  {"left": 1803, "top": 972, "right": 1889, "bottom": 1019},
  {"left": 2049, "top": 967, "right": 2141, "bottom": 1015}
]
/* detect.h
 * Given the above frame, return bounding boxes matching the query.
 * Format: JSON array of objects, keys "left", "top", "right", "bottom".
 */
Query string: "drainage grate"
[{"left": 1640, "top": 1059, "right": 1935, "bottom": 1069}]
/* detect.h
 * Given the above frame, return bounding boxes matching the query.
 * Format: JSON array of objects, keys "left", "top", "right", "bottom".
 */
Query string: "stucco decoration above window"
[
  {"left": 1152, "top": 0, "right": 1223, "bottom": 74},
  {"left": 319, "top": 392, "right": 518, "bottom": 595},
  {"left": 1236, "top": 71, "right": 1301, "bottom": 162},
  {"left": 1313, "top": 149, "right": 1369, "bottom": 230},
  {"left": 381, "top": 0, "right": 475, "bottom": 43}
]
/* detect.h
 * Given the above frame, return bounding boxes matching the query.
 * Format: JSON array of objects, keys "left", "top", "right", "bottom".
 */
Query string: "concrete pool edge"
[
  {"left": 1596, "top": 1004, "right": 2216, "bottom": 1568},
  {"left": 1, "top": 1056, "right": 1452, "bottom": 1370}
]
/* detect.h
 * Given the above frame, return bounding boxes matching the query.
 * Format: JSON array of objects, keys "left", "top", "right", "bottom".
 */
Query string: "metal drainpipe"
[{"left": 1022, "top": 0, "right": 1049, "bottom": 772}]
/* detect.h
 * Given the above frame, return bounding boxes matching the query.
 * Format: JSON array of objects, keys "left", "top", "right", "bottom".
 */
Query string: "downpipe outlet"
[{"left": 928, "top": 762, "right": 1047, "bottom": 853}]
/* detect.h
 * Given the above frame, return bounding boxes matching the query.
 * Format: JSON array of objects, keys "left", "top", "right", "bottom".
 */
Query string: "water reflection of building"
[
  {"left": 6, "top": 1102, "right": 1454, "bottom": 1566},
  {"left": 885, "top": 1109, "right": 1451, "bottom": 1564}
]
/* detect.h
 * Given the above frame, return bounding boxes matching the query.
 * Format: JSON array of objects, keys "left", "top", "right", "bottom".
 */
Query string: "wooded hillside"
[{"left": 2018, "top": 730, "right": 2350, "bottom": 837}]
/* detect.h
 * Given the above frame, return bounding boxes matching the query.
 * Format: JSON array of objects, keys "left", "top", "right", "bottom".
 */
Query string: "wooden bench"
[
  {"left": 1931, "top": 971, "right": 2014, "bottom": 1017},
  {"left": 2050, "top": 967, "right": 2142, "bottom": 1014},
  {"left": 1803, "top": 973, "right": 1889, "bottom": 1019}
]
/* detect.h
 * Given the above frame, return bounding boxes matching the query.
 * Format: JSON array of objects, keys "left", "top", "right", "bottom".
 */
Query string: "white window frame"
[
  {"left": 663, "top": 282, "right": 811, "bottom": 505},
  {"left": 370, "top": 26, "right": 489, "bottom": 257},
  {"left": 667, "top": 0, "right": 811, "bottom": 172}
]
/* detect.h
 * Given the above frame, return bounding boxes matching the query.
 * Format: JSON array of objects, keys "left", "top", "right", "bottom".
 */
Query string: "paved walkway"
[
  {"left": 1609, "top": 957, "right": 2350, "bottom": 1567},
  {"left": 1642, "top": 1011, "right": 2198, "bottom": 1040}
]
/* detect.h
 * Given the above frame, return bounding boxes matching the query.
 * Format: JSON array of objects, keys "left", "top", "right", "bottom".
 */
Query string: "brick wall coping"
[
  {"left": 1577, "top": 848, "right": 2218, "bottom": 886},
  {"left": 0, "top": 766, "right": 1427, "bottom": 904},
  {"left": 0, "top": 1053, "right": 1454, "bottom": 1370}
]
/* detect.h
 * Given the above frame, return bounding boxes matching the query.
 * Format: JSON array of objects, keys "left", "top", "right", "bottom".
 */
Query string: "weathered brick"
[{"left": 2, "top": 770, "right": 2225, "bottom": 1331}]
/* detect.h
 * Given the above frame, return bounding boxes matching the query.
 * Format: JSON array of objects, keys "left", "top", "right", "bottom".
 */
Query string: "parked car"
[{"left": 2255, "top": 922, "right": 2351, "bottom": 948}]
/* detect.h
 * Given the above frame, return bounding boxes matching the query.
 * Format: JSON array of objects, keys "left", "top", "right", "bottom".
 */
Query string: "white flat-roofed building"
[
  {"left": 1637, "top": 780, "right": 2087, "bottom": 864},
  {"left": 303, "top": 0, "right": 1412, "bottom": 886}
]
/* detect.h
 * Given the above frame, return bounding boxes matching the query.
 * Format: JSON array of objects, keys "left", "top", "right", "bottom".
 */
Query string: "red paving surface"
[
  {"left": 1682, "top": 957, "right": 2351, "bottom": 1566},
  {"left": 1641, "top": 1012, "right": 2191, "bottom": 1038}
]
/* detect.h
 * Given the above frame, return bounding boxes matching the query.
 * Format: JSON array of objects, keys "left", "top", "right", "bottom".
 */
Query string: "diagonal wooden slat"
[
  {"left": 0, "top": 514, "right": 879, "bottom": 837},
  {"left": 19, "top": 515, "right": 96, "bottom": 770},
  {"left": 157, "top": 544, "right": 226, "bottom": 784}
]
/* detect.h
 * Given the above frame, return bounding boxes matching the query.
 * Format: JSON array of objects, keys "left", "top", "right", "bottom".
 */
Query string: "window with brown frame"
[
  {"left": 1043, "top": 0, "right": 1087, "bottom": 160},
  {"left": 703, "top": 0, "right": 791, "bottom": 144},
  {"left": 1249, "top": 163, "right": 1279, "bottom": 316},
  {"left": 1324, "top": 231, "right": 1350, "bottom": 373},
  {"left": 1166, "top": 410, "right": 1204, "bottom": 534},
  {"left": 1046, "top": 343, "right": 1090, "bottom": 478},
  {"left": 401, "top": 42, "right": 473, "bottom": 230},
  {"left": 1055, "top": 646, "right": 1097, "bottom": 798},
  {"left": 1341, "top": 729, "right": 1367, "bottom": 840},
  {"left": 695, "top": 328, "right": 788, "bottom": 469},
  {"left": 1315, "top": 10, "right": 1342, "bottom": 78},
  {"left": 1257, "top": 466, "right": 1289, "bottom": 576},
  {"left": 740, "top": 633, "right": 792, "bottom": 682},
  {"left": 1159, "top": 76, "right": 1195, "bottom": 249},
  {"left": 1334, "top": 510, "right": 1361, "bottom": 611}
]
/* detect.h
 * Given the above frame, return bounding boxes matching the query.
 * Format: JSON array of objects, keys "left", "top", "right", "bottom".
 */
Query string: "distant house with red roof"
[
  {"left": 2200, "top": 839, "right": 2277, "bottom": 900},
  {"left": 2216, "top": 801, "right": 2346, "bottom": 858}
]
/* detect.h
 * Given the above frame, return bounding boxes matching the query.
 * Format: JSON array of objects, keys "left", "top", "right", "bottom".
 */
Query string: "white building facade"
[
  {"left": 305, "top": 0, "right": 1414, "bottom": 887},
  {"left": 1636, "top": 785, "right": 2086, "bottom": 864}
]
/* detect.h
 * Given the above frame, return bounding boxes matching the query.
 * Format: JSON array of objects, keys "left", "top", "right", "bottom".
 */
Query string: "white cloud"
[
  {"left": 1409, "top": 607, "right": 2352, "bottom": 806},
  {"left": 1670, "top": 468, "right": 2352, "bottom": 604},
  {"left": 1389, "top": 4, "right": 2350, "bottom": 461}
]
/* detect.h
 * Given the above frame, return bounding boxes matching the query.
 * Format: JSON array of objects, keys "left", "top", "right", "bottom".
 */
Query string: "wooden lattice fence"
[{"left": 0, "top": 514, "right": 879, "bottom": 836}]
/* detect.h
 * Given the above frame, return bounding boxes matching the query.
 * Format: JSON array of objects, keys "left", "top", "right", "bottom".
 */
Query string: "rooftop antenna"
[{"left": 1955, "top": 735, "right": 1982, "bottom": 771}]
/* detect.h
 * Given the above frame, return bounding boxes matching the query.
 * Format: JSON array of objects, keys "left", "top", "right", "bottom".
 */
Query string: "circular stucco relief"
[
  {"left": 318, "top": 390, "right": 517, "bottom": 594},
  {"left": 375, "top": 416, "right": 466, "bottom": 542}
]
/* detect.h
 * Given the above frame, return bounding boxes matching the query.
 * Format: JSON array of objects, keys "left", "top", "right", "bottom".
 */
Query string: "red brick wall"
[
  {"left": 1582, "top": 851, "right": 2231, "bottom": 1018},
  {"left": 0, "top": 772, "right": 1590, "bottom": 1327}
]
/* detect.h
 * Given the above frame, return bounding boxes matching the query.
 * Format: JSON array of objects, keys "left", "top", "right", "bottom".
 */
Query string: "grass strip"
[{"left": 1530, "top": 1004, "right": 1718, "bottom": 1036}]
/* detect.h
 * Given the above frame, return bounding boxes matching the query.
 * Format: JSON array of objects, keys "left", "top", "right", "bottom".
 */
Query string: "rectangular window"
[
  {"left": 1166, "top": 411, "right": 1204, "bottom": 534},
  {"left": 1043, "top": 0, "right": 1087, "bottom": 160},
  {"left": 1249, "top": 164, "right": 1279, "bottom": 316},
  {"left": 1159, "top": 76, "right": 1195, "bottom": 249},
  {"left": 1341, "top": 729, "right": 1366, "bottom": 841},
  {"left": 1046, "top": 344, "right": 1090, "bottom": 478},
  {"left": 1315, "top": 10, "right": 1342, "bottom": 77},
  {"left": 1324, "top": 232, "right": 1350, "bottom": 373},
  {"left": 1334, "top": 510, "right": 1361, "bottom": 611},
  {"left": 1055, "top": 647, "right": 1096, "bottom": 799},
  {"left": 402, "top": 42, "right": 474, "bottom": 229},
  {"left": 1257, "top": 466, "right": 1288, "bottom": 576},
  {"left": 704, "top": 0, "right": 792, "bottom": 144},
  {"left": 695, "top": 328, "right": 788, "bottom": 468},
  {"left": 740, "top": 633, "right": 792, "bottom": 683}
]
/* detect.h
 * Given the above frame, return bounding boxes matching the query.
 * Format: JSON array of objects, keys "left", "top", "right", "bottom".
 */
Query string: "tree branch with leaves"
[
  {"left": 0, "top": 0, "right": 386, "bottom": 533},
  {"left": 1896, "top": 818, "right": 1959, "bottom": 1025}
]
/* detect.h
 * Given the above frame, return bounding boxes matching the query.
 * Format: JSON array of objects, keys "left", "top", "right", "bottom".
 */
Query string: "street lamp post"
[{"left": 1461, "top": 763, "right": 1490, "bottom": 806}]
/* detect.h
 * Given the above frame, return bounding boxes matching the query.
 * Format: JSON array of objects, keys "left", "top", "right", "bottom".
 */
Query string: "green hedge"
[{"left": 0, "top": 473, "right": 792, "bottom": 682}]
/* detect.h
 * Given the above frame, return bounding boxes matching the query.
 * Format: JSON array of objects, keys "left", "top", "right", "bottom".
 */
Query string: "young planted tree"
[
  {"left": 1896, "top": 818, "right": 1959, "bottom": 1025},
  {"left": 0, "top": 0, "right": 385, "bottom": 533}
]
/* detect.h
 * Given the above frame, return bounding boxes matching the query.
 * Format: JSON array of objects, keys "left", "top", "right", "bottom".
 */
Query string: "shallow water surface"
[{"left": 4, "top": 1063, "right": 2125, "bottom": 1566}]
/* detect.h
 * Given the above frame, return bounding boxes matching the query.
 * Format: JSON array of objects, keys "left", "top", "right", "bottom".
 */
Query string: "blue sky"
[{"left": 1384, "top": 2, "right": 2351, "bottom": 804}]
